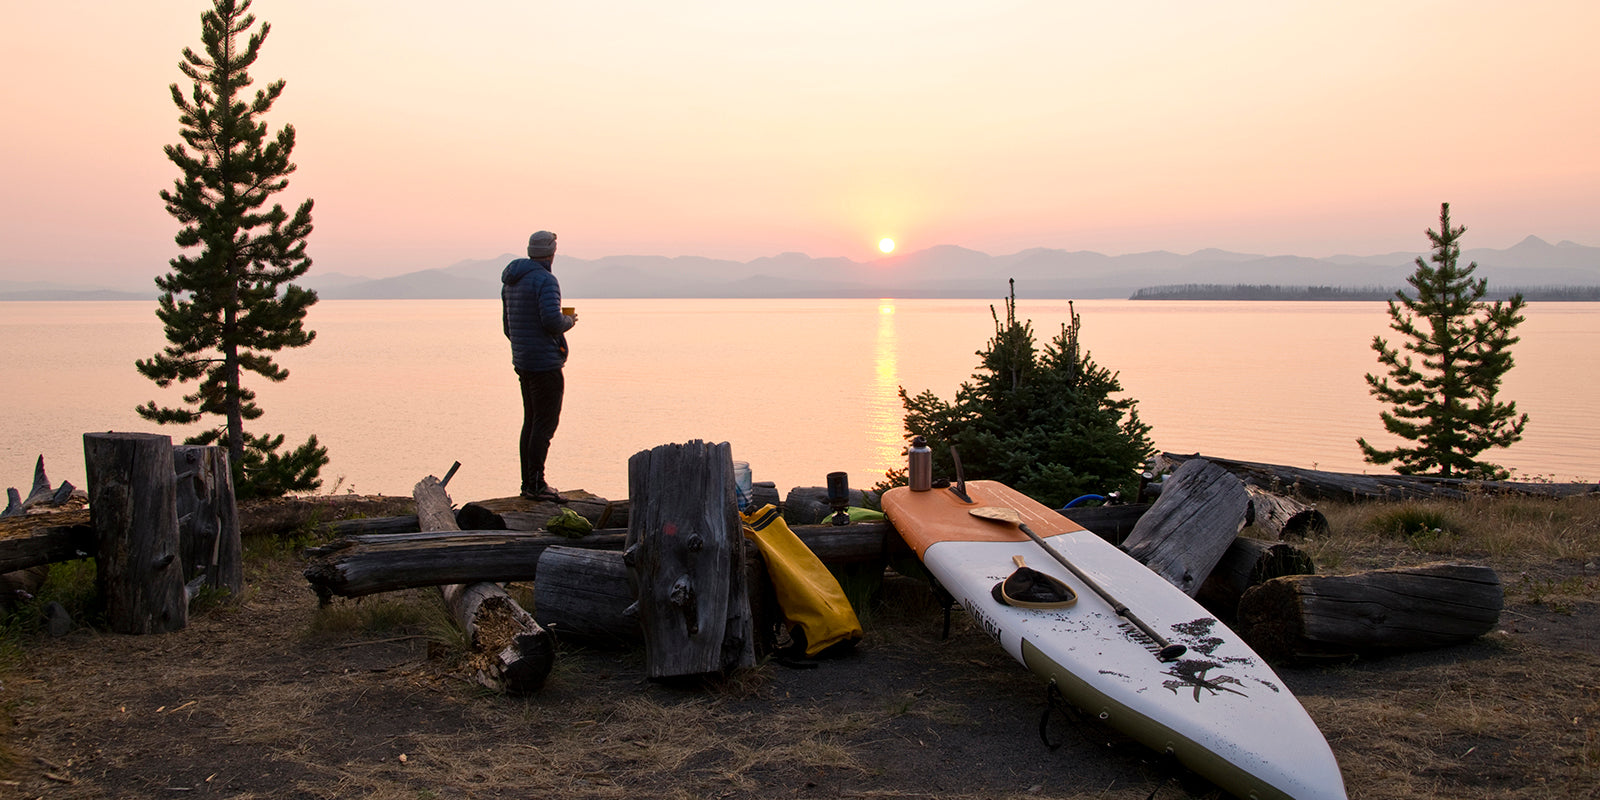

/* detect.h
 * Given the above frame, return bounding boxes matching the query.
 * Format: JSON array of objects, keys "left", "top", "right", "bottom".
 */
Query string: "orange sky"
[{"left": 2, "top": 1, "right": 1596, "bottom": 288}]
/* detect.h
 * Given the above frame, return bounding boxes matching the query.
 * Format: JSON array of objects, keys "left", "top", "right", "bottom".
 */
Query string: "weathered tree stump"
[
  {"left": 1236, "top": 562, "right": 1503, "bottom": 662},
  {"left": 1244, "top": 485, "right": 1329, "bottom": 540},
  {"left": 84, "top": 432, "right": 186, "bottom": 634},
  {"left": 414, "top": 475, "right": 553, "bottom": 694},
  {"left": 533, "top": 546, "right": 640, "bottom": 646},
  {"left": 1194, "top": 536, "right": 1316, "bottom": 619},
  {"left": 625, "top": 440, "right": 755, "bottom": 680},
  {"left": 1121, "top": 457, "right": 1250, "bottom": 596},
  {"left": 173, "top": 445, "right": 242, "bottom": 596}
]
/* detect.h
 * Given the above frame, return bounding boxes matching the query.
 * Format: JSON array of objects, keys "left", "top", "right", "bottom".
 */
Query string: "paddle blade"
[{"left": 969, "top": 506, "right": 1022, "bottom": 525}]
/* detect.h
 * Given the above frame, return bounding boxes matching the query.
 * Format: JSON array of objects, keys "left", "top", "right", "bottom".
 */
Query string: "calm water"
[{"left": 4, "top": 299, "right": 1597, "bottom": 504}]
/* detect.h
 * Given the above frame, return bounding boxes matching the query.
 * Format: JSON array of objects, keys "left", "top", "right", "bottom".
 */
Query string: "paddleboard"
[{"left": 883, "top": 480, "right": 1345, "bottom": 800}]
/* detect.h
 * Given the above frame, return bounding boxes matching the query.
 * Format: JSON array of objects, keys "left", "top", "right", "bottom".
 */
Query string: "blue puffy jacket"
[{"left": 502, "top": 258, "right": 574, "bottom": 373}]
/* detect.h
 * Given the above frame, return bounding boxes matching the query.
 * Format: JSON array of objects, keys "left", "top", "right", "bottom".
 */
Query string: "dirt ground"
[{"left": 2, "top": 500, "right": 1597, "bottom": 800}]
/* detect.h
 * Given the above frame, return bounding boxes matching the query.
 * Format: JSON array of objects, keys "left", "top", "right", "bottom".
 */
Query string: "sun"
[{"left": 878, "top": 237, "right": 896, "bottom": 254}]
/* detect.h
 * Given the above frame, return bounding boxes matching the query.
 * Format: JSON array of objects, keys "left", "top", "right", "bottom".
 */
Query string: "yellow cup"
[{"left": 561, "top": 306, "right": 576, "bottom": 316}]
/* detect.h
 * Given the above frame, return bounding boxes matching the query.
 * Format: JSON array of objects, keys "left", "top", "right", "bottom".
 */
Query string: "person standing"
[{"left": 502, "top": 230, "right": 576, "bottom": 502}]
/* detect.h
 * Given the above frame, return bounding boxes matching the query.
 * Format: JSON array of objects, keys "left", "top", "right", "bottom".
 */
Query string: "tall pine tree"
[
  {"left": 137, "top": 0, "right": 327, "bottom": 499},
  {"left": 887, "top": 281, "right": 1153, "bottom": 507},
  {"left": 1358, "top": 203, "right": 1528, "bottom": 479}
]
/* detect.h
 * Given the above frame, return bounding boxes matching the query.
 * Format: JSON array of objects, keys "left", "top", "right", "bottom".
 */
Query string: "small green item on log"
[{"left": 546, "top": 508, "right": 593, "bottom": 538}]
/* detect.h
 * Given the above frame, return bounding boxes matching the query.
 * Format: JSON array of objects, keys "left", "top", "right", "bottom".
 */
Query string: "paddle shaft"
[{"left": 1015, "top": 521, "right": 1186, "bottom": 662}]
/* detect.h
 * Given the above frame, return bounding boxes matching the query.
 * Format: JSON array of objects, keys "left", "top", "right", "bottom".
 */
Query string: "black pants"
[{"left": 517, "top": 368, "right": 564, "bottom": 493}]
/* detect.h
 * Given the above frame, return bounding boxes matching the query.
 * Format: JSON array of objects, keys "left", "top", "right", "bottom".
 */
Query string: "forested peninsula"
[{"left": 1130, "top": 284, "right": 1600, "bottom": 301}]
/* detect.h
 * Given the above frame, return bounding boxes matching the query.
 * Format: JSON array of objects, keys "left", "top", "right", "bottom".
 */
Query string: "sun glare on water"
[{"left": 878, "top": 237, "right": 896, "bottom": 254}]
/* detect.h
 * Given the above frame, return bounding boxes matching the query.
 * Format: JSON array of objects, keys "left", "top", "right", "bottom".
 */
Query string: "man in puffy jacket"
[{"left": 502, "top": 230, "right": 576, "bottom": 502}]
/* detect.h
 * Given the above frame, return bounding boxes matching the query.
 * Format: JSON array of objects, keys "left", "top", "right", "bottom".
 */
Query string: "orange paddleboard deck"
[{"left": 885, "top": 479, "right": 1080, "bottom": 558}]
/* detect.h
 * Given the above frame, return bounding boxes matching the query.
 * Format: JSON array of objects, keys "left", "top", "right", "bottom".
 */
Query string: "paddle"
[{"left": 969, "top": 506, "right": 1187, "bottom": 662}]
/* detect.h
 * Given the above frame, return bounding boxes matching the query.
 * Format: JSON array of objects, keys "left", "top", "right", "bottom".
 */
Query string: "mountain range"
[{"left": 5, "top": 236, "right": 1597, "bottom": 301}]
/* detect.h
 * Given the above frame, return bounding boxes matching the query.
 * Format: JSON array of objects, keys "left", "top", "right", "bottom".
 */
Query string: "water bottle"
[
  {"left": 732, "top": 460, "right": 754, "bottom": 510},
  {"left": 908, "top": 436, "right": 932, "bottom": 492}
]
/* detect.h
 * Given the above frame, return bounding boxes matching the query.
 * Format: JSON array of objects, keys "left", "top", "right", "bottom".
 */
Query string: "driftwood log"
[
  {"left": 1, "top": 457, "right": 91, "bottom": 606},
  {"left": 1193, "top": 537, "right": 1317, "bottom": 619},
  {"left": 84, "top": 432, "right": 187, "bottom": 635},
  {"left": 457, "top": 492, "right": 624, "bottom": 532},
  {"left": 625, "top": 440, "right": 755, "bottom": 680},
  {"left": 782, "top": 485, "right": 875, "bottom": 525},
  {"left": 2, "top": 458, "right": 86, "bottom": 605},
  {"left": 0, "top": 513, "right": 95, "bottom": 574},
  {"left": 3, "top": 455, "right": 79, "bottom": 518},
  {"left": 1162, "top": 452, "right": 1599, "bottom": 502},
  {"left": 173, "top": 445, "right": 242, "bottom": 596},
  {"left": 1244, "top": 485, "right": 1329, "bottom": 539},
  {"left": 1058, "top": 503, "right": 1151, "bottom": 545},
  {"left": 533, "top": 546, "right": 640, "bottom": 646},
  {"left": 1121, "top": 458, "right": 1250, "bottom": 596},
  {"left": 302, "top": 522, "right": 900, "bottom": 601},
  {"left": 415, "top": 475, "right": 553, "bottom": 694},
  {"left": 321, "top": 515, "right": 421, "bottom": 537},
  {"left": 1236, "top": 562, "right": 1503, "bottom": 662}
]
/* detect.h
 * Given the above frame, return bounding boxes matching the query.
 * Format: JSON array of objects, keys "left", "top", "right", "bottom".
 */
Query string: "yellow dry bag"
[{"left": 740, "top": 504, "right": 863, "bottom": 656}]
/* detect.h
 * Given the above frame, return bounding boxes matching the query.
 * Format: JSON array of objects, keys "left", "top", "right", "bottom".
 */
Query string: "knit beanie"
[{"left": 527, "top": 231, "right": 558, "bottom": 260}]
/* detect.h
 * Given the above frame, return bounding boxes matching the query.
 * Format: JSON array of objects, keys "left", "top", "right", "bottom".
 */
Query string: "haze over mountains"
[{"left": 5, "top": 236, "right": 1598, "bottom": 301}]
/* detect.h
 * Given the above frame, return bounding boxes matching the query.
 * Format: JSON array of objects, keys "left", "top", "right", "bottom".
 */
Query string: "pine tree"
[
  {"left": 885, "top": 281, "right": 1154, "bottom": 507},
  {"left": 1358, "top": 203, "right": 1528, "bottom": 479},
  {"left": 137, "top": 0, "right": 327, "bottom": 499}
]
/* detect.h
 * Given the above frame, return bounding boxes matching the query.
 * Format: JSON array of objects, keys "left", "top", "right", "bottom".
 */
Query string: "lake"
[{"left": 4, "top": 298, "right": 1597, "bottom": 505}]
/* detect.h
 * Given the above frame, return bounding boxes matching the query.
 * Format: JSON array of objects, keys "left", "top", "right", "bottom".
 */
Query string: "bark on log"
[
  {"left": 302, "top": 523, "right": 899, "bottom": 600},
  {"left": 84, "top": 432, "right": 186, "bottom": 634},
  {"left": 1193, "top": 536, "right": 1317, "bottom": 619},
  {"left": 533, "top": 546, "right": 640, "bottom": 646},
  {"left": 1121, "top": 458, "right": 1250, "bottom": 596},
  {"left": 457, "top": 493, "right": 622, "bottom": 532},
  {"left": 173, "top": 446, "right": 242, "bottom": 596},
  {"left": 0, "top": 519, "right": 95, "bottom": 574},
  {"left": 1162, "top": 452, "right": 1599, "bottom": 502},
  {"left": 322, "top": 515, "right": 420, "bottom": 537},
  {"left": 414, "top": 475, "right": 553, "bottom": 694},
  {"left": 1236, "top": 562, "right": 1503, "bottom": 662},
  {"left": 782, "top": 485, "right": 875, "bottom": 525},
  {"left": 625, "top": 440, "right": 755, "bottom": 680},
  {"left": 1058, "top": 503, "right": 1151, "bottom": 545},
  {"left": 1244, "top": 485, "right": 1329, "bottom": 540}
]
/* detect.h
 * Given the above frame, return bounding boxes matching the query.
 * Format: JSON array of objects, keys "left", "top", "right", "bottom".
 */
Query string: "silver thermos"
[{"left": 908, "top": 435, "right": 932, "bottom": 492}]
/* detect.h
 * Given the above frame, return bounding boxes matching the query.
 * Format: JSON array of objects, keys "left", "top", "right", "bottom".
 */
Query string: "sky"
[{"left": 2, "top": 1, "right": 1597, "bottom": 289}]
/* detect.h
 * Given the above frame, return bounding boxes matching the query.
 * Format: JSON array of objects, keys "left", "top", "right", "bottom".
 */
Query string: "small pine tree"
[
  {"left": 1358, "top": 203, "right": 1528, "bottom": 479},
  {"left": 884, "top": 281, "right": 1154, "bottom": 507},
  {"left": 137, "top": 0, "right": 327, "bottom": 499}
]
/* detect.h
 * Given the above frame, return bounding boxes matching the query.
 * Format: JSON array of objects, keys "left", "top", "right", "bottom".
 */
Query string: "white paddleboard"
[{"left": 883, "top": 480, "right": 1346, "bottom": 800}]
